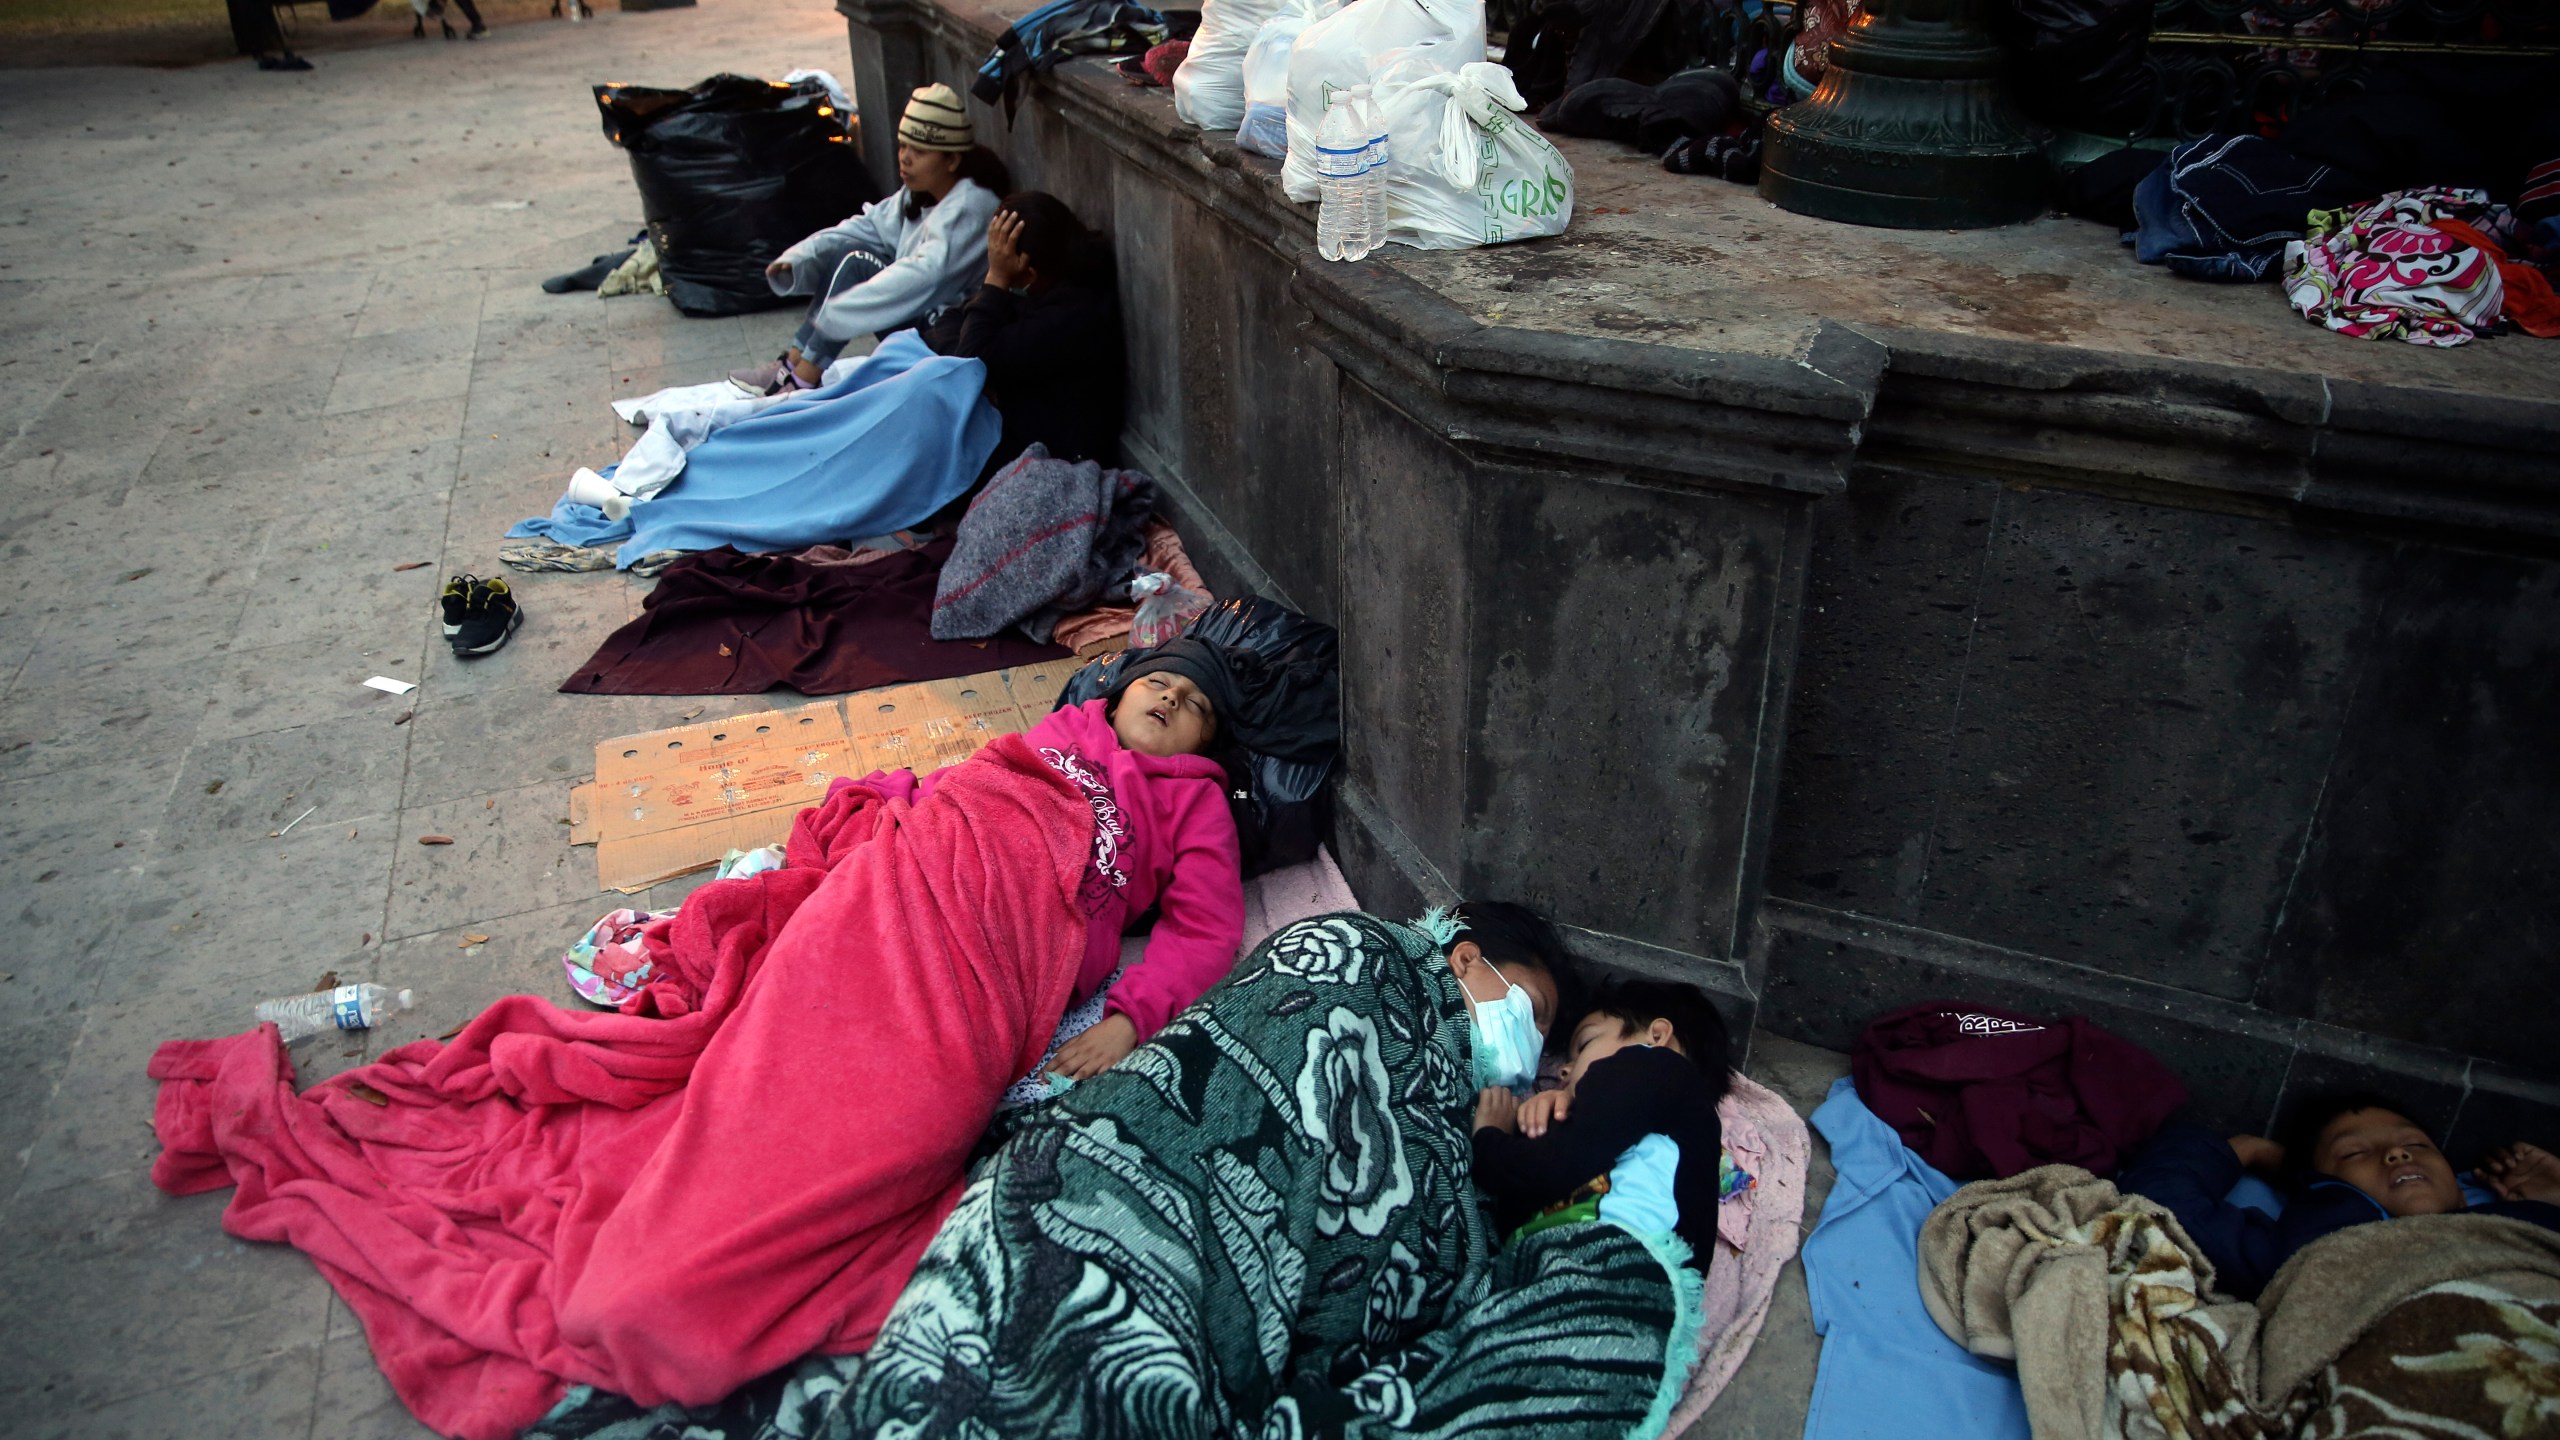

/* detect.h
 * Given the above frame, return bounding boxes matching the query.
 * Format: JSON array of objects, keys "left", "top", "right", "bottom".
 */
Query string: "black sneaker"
[
  {"left": 440, "top": 574, "right": 473, "bottom": 644},
  {"left": 450, "top": 576, "right": 522, "bottom": 657}
]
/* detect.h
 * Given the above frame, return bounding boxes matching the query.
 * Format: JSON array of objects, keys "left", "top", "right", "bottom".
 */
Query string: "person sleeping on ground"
[
  {"left": 525, "top": 905, "right": 1718, "bottom": 1440},
  {"left": 1471, "top": 978, "right": 1734, "bottom": 1270},
  {"left": 1263, "top": 975, "right": 1737, "bottom": 1439},
  {"left": 730, "top": 82, "right": 1009, "bottom": 397},
  {"left": 146, "top": 639, "right": 1317, "bottom": 1440},
  {"left": 2120, "top": 1088, "right": 2560, "bottom": 1300},
  {"left": 919, "top": 190, "right": 1126, "bottom": 468}
]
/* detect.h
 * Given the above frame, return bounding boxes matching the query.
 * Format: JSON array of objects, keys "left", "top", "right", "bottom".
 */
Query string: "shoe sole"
[{"left": 450, "top": 605, "right": 522, "bottom": 657}]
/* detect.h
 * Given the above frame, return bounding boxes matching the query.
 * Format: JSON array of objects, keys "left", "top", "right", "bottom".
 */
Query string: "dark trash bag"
[
  {"left": 1055, "top": 596, "right": 1340, "bottom": 878},
  {"left": 595, "top": 74, "right": 882, "bottom": 318}
]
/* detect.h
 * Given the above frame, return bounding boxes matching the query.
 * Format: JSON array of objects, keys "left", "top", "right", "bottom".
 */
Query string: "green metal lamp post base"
[{"left": 1759, "top": 0, "right": 2048, "bottom": 230}]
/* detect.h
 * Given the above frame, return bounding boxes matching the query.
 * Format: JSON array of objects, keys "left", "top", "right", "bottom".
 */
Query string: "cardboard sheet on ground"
[{"left": 570, "top": 661, "right": 1081, "bottom": 892}]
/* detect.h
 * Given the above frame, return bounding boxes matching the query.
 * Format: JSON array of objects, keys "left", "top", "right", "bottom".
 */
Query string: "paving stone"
[
  {"left": 158, "top": 717, "right": 411, "bottom": 858},
  {"left": 386, "top": 780, "right": 589, "bottom": 940},
  {"left": 0, "top": 1166, "right": 331, "bottom": 1418}
]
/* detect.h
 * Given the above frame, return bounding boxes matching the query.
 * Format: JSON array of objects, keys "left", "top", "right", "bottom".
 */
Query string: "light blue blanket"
[
  {"left": 1801, "top": 1075, "right": 2031, "bottom": 1440},
  {"left": 508, "top": 331, "right": 1001, "bottom": 569}
]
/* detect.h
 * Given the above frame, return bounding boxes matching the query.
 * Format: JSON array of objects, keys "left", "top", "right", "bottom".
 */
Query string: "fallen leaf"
[
  {"left": 392, "top": 710, "right": 415, "bottom": 726},
  {"left": 484, "top": 798, "right": 495, "bottom": 811},
  {"left": 348, "top": 828, "right": 358, "bottom": 839},
  {"left": 360, "top": 932, "right": 373, "bottom": 946},
  {"left": 312, "top": 970, "right": 339, "bottom": 991},
  {"left": 344, "top": 1081, "right": 391, "bottom": 1107},
  {"left": 439, "top": 1020, "right": 469, "bottom": 1041},
  {"left": 418, "top": 835, "right": 455, "bottom": 846},
  {"left": 681, "top": 707, "right": 704, "bottom": 721},
  {"left": 392, "top": 561, "right": 431, "bottom": 572},
  {"left": 35, "top": 870, "right": 58, "bottom": 884},
  {"left": 459, "top": 933, "right": 490, "bottom": 947},
  {"left": 114, "top": 567, "right": 153, "bottom": 584},
  {"left": 204, "top": 779, "right": 224, "bottom": 795}
]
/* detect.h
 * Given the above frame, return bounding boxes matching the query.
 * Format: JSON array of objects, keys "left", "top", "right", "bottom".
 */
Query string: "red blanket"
[{"left": 148, "top": 734, "right": 1094, "bottom": 1440}]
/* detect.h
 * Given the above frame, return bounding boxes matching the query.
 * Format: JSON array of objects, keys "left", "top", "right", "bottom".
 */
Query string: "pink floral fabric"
[{"left": 2283, "top": 188, "right": 2516, "bottom": 348}]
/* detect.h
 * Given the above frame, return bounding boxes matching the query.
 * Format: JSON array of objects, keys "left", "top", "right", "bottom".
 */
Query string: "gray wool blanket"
[{"left": 931, "top": 443, "right": 1158, "bottom": 643}]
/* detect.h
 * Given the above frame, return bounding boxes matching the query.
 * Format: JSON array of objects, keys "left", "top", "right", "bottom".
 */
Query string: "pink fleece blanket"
[
  {"left": 148, "top": 734, "right": 1095, "bottom": 1440},
  {"left": 1673, "top": 1070, "right": 1814, "bottom": 1427}
]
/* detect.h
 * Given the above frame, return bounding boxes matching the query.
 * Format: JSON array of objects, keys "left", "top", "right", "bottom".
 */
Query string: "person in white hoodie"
[{"left": 731, "top": 83, "right": 1012, "bottom": 396}]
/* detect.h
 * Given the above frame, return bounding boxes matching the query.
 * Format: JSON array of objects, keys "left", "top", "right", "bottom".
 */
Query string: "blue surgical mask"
[{"left": 1466, "top": 961, "right": 1543, "bottom": 1091}]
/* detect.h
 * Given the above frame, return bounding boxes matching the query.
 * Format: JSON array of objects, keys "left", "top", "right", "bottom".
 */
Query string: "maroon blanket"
[
  {"left": 149, "top": 735, "right": 1095, "bottom": 1439},
  {"left": 562, "top": 541, "right": 1068, "bottom": 695},
  {"left": 1850, "top": 1000, "right": 2187, "bottom": 1180}
]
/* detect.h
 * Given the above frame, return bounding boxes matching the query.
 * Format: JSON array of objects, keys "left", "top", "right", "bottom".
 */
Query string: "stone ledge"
[{"left": 852, "top": 0, "right": 2560, "bottom": 534}]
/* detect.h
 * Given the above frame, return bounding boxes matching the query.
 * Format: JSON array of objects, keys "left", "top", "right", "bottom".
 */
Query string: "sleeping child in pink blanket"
[
  {"left": 147, "top": 635, "right": 1307, "bottom": 1440},
  {"left": 983, "top": 638, "right": 1250, "bottom": 1078}
]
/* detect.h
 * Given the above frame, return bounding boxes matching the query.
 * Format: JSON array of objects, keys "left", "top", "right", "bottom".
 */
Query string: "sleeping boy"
[
  {"left": 2120, "top": 1089, "right": 2560, "bottom": 1300},
  {"left": 1472, "top": 979, "right": 1734, "bottom": 1267}
]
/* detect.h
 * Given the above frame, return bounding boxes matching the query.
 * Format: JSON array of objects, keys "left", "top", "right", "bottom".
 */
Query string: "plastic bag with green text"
[{"left": 1376, "top": 59, "right": 1574, "bottom": 250}]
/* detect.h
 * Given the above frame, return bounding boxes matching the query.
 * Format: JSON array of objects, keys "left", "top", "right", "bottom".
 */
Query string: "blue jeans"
[{"left": 787, "top": 242, "right": 893, "bottom": 366}]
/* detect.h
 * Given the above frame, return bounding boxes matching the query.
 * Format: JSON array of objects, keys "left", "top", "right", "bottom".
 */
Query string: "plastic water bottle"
[
  {"left": 1352, "top": 85, "right": 1391, "bottom": 254},
  {"left": 254, "top": 984, "right": 415, "bottom": 1043},
  {"left": 1315, "top": 91, "right": 1377, "bottom": 262}
]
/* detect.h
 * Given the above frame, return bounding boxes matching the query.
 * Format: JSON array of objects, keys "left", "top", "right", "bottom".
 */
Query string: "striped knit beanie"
[{"left": 899, "top": 83, "right": 974, "bottom": 152}]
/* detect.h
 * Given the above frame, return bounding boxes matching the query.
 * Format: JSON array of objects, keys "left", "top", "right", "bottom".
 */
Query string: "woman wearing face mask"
[
  {"left": 735, "top": 900, "right": 1593, "bottom": 1440},
  {"left": 1433, "top": 900, "right": 1577, "bottom": 1095}
]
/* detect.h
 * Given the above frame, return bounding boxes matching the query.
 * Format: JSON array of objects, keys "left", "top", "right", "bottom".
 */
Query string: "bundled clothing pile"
[
  {"left": 2283, "top": 188, "right": 2560, "bottom": 347},
  {"left": 1541, "top": 68, "right": 1737, "bottom": 156},
  {"left": 2128, "top": 135, "right": 2367, "bottom": 283},
  {"left": 929, "top": 443, "right": 1159, "bottom": 643},
  {"left": 559, "top": 540, "right": 1069, "bottom": 696},
  {"left": 1849, "top": 1000, "right": 2188, "bottom": 1181},
  {"left": 970, "top": 0, "right": 1171, "bottom": 116},
  {"left": 1920, "top": 1164, "right": 2560, "bottom": 1440},
  {"left": 507, "top": 333, "right": 999, "bottom": 571},
  {"left": 1919, "top": 1166, "right": 2267, "bottom": 1440}
]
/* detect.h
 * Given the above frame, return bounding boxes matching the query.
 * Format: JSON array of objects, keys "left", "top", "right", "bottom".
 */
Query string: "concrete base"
[{"left": 847, "top": 0, "right": 2560, "bottom": 1145}]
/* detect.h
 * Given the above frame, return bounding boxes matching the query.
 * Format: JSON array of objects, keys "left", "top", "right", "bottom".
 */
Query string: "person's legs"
[
  {"left": 225, "top": 0, "right": 277, "bottom": 53},
  {"left": 447, "top": 0, "right": 486, "bottom": 35},
  {"left": 788, "top": 245, "right": 893, "bottom": 370}
]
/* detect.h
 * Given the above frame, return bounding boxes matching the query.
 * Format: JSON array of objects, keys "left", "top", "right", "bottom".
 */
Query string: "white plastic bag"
[
  {"left": 1281, "top": 0, "right": 1484, "bottom": 201},
  {"left": 1175, "top": 0, "right": 1292, "bottom": 129},
  {"left": 1236, "top": 11, "right": 1308, "bottom": 158},
  {"left": 1375, "top": 59, "right": 1573, "bottom": 248}
]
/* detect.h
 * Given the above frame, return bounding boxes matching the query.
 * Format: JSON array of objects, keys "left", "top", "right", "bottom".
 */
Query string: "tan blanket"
[
  {"left": 1923, "top": 1167, "right": 2560, "bottom": 1440},
  {"left": 1919, "top": 1164, "right": 2272, "bottom": 1440},
  {"left": 2255, "top": 1212, "right": 2560, "bottom": 1439}
]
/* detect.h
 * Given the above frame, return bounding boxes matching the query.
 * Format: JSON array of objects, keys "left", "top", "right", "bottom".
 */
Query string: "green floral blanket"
[{"left": 526, "top": 913, "right": 1697, "bottom": 1440}]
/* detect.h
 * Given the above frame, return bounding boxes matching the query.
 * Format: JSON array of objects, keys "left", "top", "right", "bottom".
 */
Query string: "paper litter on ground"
[{"left": 363, "top": 676, "right": 417, "bottom": 695}]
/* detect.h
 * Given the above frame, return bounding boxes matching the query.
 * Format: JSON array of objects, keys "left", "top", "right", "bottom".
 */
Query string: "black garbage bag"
[
  {"left": 2004, "top": 0, "right": 2154, "bottom": 136},
  {"left": 595, "top": 74, "right": 882, "bottom": 318},
  {"left": 1055, "top": 596, "right": 1340, "bottom": 877}
]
